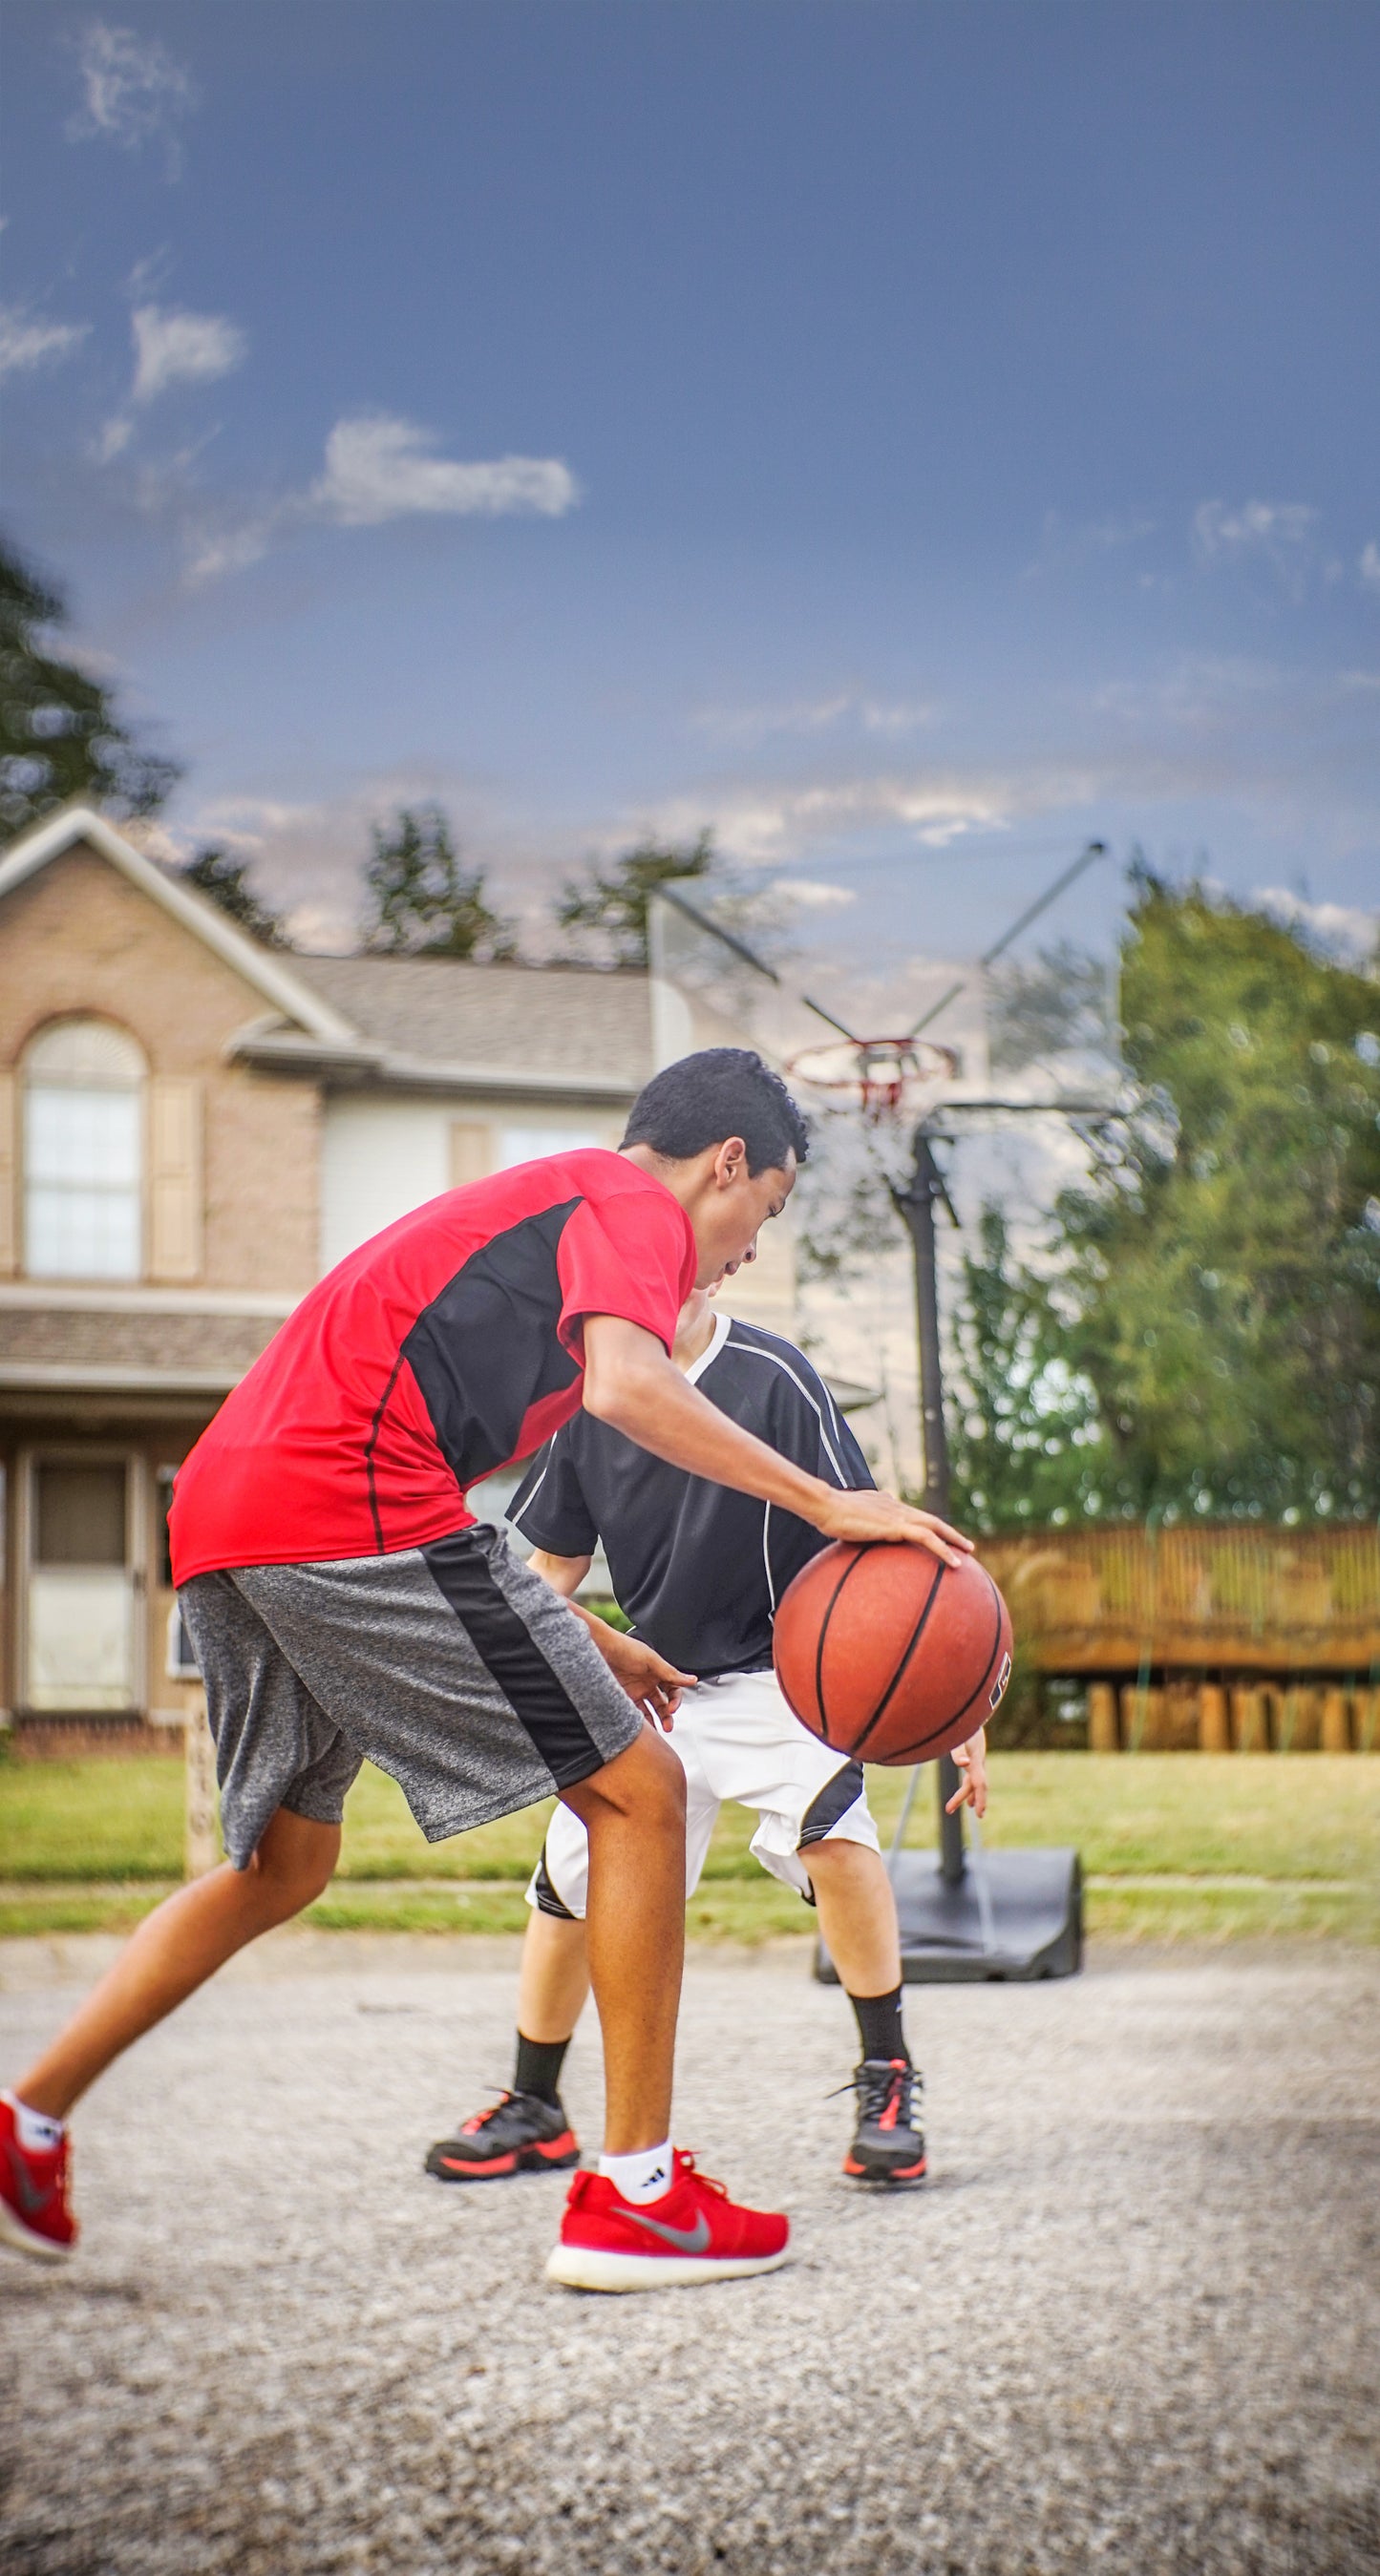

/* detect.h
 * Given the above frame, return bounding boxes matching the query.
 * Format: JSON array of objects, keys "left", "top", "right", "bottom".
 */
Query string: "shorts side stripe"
[
  {"left": 797, "top": 1759, "right": 866, "bottom": 1847},
  {"left": 421, "top": 1531, "right": 603, "bottom": 1789},
  {"left": 533, "top": 1840, "right": 578, "bottom": 1919}
]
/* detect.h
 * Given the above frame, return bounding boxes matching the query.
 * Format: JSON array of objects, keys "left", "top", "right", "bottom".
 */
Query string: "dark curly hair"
[{"left": 621, "top": 1048, "right": 809, "bottom": 1175}]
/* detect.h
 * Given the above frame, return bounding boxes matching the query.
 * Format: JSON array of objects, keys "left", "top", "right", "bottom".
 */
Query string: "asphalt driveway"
[{"left": 2, "top": 1933, "right": 1376, "bottom": 2575}]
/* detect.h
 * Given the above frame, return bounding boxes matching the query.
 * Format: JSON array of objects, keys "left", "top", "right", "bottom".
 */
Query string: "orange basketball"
[{"left": 773, "top": 1543, "right": 1013, "bottom": 1765}]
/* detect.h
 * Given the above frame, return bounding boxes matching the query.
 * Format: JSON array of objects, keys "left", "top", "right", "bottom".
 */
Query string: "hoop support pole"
[{"left": 889, "top": 1128, "right": 966, "bottom": 1887}]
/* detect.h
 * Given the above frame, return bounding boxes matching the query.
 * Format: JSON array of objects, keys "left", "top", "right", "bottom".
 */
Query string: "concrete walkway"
[{"left": 2, "top": 1937, "right": 1377, "bottom": 2575}]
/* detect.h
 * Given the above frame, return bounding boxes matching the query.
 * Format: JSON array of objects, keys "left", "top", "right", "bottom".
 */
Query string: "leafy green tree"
[
  {"left": 945, "top": 1206, "right": 1110, "bottom": 1530},
  {"left": 180, "top": 845, "right": 287, "bottom": 946},
  {"left": 0, "top": 534, "right": 180, "bottom": 836},
  {"left": 362, "top": 805, "right": 516, "bottom": 961},
  {"left": 555, "top": 829, "right": 715, "bottom": 969},
  {"left": 1052, "top": 874, "right": 1380, "bottom": 1520}
]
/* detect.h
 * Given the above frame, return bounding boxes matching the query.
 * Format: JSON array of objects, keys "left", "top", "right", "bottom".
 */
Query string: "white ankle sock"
[
  {"left": 4, "top": 2091, "right": 64, "bottom": 2153},
  {"left": 598, "top": 2142, "right": 673, "bottom": 2205}
]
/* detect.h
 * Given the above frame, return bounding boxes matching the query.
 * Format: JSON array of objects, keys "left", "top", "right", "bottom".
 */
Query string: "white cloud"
[
  {"left": 1090, "top": 654, "right": 1286, "bottom": 728},
  {"left": 183, "top": 516, "right": 281, "bottom": 583},
  {"left": 67, "top": 22, "right": 198, "bottom": 170},
  {"left": 700, "top": 692, "right": 853, "bottom": 741},
  {"left": 1025, "top": 508, "right": 1157, "bottom": 577},
  {"left": 97, "top": 304, "right": 248, "bottom": 466},
  {"left": 95, "top": 414, "right": 134, "bottom": 462},
  {"left": 0, "top": 306, "right": 90, "bottom": 379},
  {"left": 311, "top": 414, "right": 579, "bottom": 525},
  {"left": 694, "top": 690, "right": 937, "bottom": 746},
  {"left": 131, "top": 304, "right": 246, "bottom": 404},
  {"left": 1253, "top": 887, "right": 1377, "bottom": 962},
  {"left": 184, "top": 412, "right": 581, "bottom": 583},
  {"left": 1193, "top": 500, "right": 1319, "bottom": 594},
  {"left": 771, "top": 878, "right": 857, "bottom": 909},
  {"left": 651, "top": 771, "right": 1030, "bottom": 868},
  {"left": 1195, "top": 498, "right": 1318, "bottom": 554},
  {"left": 860, "top": 700, "right": 938, "bottom": 737},
  {"left": 1361, "top": 542, "right": 1380, "bottom": 590}
]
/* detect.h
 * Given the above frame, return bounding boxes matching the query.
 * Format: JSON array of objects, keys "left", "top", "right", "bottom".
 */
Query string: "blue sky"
[{"left": 3, "top": 1, "right": 1378, "bottom": 982}]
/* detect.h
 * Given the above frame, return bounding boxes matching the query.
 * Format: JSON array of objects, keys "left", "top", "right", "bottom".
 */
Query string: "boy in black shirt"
[{"left": 426, "top": 1287, "right": 987, "bottom": 2186}]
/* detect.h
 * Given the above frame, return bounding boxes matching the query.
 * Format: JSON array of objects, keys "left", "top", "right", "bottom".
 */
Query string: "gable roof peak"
[{"left": 0, "top": 801, "right": 355, "bottom": 1045}]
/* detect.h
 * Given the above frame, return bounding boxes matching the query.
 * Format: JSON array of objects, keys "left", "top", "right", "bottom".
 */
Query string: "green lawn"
[{"left": 2, "top": 1751, "right": 1376, "bottom": 1941}]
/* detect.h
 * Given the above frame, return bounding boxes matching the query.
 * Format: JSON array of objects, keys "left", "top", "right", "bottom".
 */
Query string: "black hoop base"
[{"left": 816, "top": 1846, "right": 1083, "bottom": 1985}]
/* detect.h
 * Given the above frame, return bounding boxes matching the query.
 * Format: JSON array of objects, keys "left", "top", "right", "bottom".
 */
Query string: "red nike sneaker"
[
  {"left": 0, "top": 2097, "right": 77, "bottom": 2263},
  {"left": 545, "top": 2149, "right": 789, "bottom": 2291}
]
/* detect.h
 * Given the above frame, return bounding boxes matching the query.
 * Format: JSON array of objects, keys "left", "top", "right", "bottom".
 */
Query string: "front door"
[{"left": 24, "top": 1455, "right": 138, "bottom": 1713}]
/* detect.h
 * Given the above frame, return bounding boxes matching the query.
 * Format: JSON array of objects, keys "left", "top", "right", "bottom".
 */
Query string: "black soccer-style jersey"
[{"left": 507, "top": 1310, "right": 874, "bottom": 1679}]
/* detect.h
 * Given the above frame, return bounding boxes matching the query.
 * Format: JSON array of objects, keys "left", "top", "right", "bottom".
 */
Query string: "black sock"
[
  {"left": 514, "top": 2031, "right": 570, "bottom": 2106},
  {"left": 849, "top": 1986, "right": 909, "bottom": 2065}
]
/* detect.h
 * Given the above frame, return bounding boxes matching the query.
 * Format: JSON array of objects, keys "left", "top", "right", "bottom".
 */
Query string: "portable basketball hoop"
[
  {"left": 787, "top": 1032, "right": 960, "bottom": 1121},
  {"left": 798, "top": 844, "right": 1117, "bottom": 1986}
]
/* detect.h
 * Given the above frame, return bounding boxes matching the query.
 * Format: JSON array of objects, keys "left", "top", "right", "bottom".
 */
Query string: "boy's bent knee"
[
  {"left": 244, "top": 1810, "right": 340, "bottom": 1913},
  {"left": 564, "top": 1727, "right": 686, "bottom": 1834}
]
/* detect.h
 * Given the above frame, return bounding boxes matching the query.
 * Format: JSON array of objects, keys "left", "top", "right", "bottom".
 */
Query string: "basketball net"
[{"left": 786, "top": 1034, "right": 960, "bottom": 1126}]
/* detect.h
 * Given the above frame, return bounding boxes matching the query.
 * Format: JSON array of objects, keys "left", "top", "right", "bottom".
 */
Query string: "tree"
[
  {"left": 554, "top": 829, "right": 715, "bottom": 969},
  {"left": 179, "top": 845, "right": 287, "bottom": 947},
  {"left": 1051, "top": 874, "right": 1380, "bottom": 1520},
  {"left": 361, "top": 806, "right": 517, "bottom": 961},
  {"left": 0, "top": 533, "right": 180, "bottom": 837},
  {"left": 945, "top": 1206, "right": 1110, "bottom": 1531}
]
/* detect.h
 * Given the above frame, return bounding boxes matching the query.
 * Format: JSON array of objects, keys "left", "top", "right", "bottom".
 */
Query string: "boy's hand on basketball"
[
  {"left": 585, "top": 1622, "right": 694, "bottom": 1729},
  {"left": 945, "top": 1730, "right": 988, "bottom": 1820},
  {"left": 814, "top": 1485, "right": 973, "bottom": 1568}
]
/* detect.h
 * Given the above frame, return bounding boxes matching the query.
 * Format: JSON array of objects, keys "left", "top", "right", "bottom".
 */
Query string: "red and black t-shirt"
[{"left": 169, "top": 1151, "right": 697, "bottom": 1583}]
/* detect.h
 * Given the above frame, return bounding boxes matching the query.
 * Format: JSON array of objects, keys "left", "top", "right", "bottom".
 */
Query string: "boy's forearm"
[{"left": 584, "top": 1331, "right": 830, "bottom": 1518}]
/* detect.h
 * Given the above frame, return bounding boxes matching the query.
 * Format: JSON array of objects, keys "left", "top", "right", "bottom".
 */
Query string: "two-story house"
[{"left": 0, "top": 805, "right": 796, "bottom": 1740}]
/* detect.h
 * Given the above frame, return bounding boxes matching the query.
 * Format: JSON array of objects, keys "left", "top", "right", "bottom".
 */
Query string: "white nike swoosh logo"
[{"left": 624, "top": 2207, "right": 711, "bottom": 2253}]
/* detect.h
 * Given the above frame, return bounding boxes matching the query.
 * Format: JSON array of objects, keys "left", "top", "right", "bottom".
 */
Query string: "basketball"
[{"left": 773, "top": 1543, "right": 1013, "bottom": 1765}]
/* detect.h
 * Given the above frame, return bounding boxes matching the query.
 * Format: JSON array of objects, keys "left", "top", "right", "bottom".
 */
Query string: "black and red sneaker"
[
  {"left": 425, "top": 2089, "right": 580, "bottom": 2183},
  {"left": 545, "top": 2149, "right": 790, "bottom": 2292},
  {"left": 0, "top": 2096, "right": 77, "bottom": 2263},
  {"left": 842, "top": 2059, "right": 927, "bottom": 2184}
]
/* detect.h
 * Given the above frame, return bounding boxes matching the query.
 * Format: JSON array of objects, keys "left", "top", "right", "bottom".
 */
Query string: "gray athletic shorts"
[{"left": 177, "top": 1522, "right": 645, "bottom": 1870}]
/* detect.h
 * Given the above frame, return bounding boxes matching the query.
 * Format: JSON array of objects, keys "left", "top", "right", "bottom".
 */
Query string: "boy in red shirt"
[{"left": 1, "top": 1049, "right": 967, "bottom": 2292}]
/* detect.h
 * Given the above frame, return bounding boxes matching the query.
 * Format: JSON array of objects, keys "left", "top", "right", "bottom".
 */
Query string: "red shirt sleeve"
[{"left": 556, "top": 1180, "right": 696, "bottom": 1362}]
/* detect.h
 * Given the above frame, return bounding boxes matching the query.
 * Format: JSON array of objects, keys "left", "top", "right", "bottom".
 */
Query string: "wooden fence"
[{"left": 979, "top": 1523, "right": 1380, "bottom": 1751}]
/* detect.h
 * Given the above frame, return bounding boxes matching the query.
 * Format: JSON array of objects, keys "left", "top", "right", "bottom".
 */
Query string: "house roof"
[
  {"left": 0, "top": 805, "right": 654, "bottom": 1102},
  {"left": 290, "top": 955, "right": 653, "bottom": 1091},
  {"left": 0, "top": 804, "right": 357, "bottom": 1045}
]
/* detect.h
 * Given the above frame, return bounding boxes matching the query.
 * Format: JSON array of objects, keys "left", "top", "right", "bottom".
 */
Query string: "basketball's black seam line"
[
  {"left": 884, "top": 1579, "right": 1004, "bottom": 1761},
  {"left": 849, "top": 1557, "right": 946, "bottom": 1759},
  {"left": 363, "top": 1354, "right": 406, "bottom": 1554},
  {"left": 813, "top": 1547, "right": 872, "bottom": 1743},
  {"left": 883, "top": 1575, "right": 1007, "bottom": 1763}
]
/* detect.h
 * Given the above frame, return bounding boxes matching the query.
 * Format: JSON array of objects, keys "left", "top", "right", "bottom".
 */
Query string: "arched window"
[{"left": 23, "top": 1019, "right": 145, "bottom": 1279}]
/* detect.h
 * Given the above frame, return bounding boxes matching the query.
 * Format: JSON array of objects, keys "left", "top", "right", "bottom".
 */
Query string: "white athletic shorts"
[{"left": 527, "top": 1665, "right": 881, "bottom": 1917}]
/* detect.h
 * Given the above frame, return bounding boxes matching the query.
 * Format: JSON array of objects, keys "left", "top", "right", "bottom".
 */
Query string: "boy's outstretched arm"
[{"left": 582, "top": 1316, "right": 972, "bottom": 1568}]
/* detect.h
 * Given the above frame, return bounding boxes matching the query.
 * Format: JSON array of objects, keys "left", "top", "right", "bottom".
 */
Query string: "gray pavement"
[{"left": 1, "top": 1934, "right": 1377, "bottom": 2576}]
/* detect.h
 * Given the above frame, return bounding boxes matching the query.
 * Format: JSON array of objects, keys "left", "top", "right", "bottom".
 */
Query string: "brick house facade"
[{"left": 0, "top": 806, "right": 796, "bottom": 1738}]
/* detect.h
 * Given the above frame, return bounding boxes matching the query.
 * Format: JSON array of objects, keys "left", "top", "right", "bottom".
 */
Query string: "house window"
[{"left": 23, "top": 1018, "right": 144, "bottom": 1280}]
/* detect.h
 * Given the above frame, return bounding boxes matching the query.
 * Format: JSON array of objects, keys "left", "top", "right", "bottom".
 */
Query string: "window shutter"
[
  {"left": 0, "top": 1073, "right": 15, "bottom": 1277},
  {"left": 148, "top": 1078, "right": 203, "bottom": 1281},
  {"left": 449, "top": 1121, "right": 493, "bottom": 1188}
]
